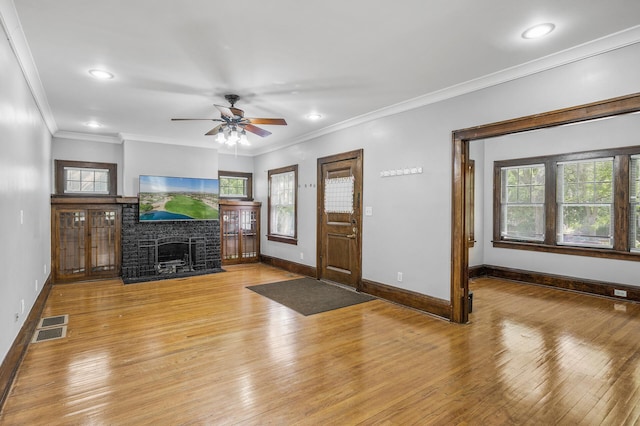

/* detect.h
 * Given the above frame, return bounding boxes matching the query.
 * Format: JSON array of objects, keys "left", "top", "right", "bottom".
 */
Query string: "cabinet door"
[
  {"left": 53, "top": 205, "right": 120, "bottom": 282},
  {"left": 240, "top": 208, "right": 258, "bottom": 260},
  {"left": 88, "top": 208, "right": 120, "bottom": 277},
  {"left": 222, "top": 208, "right": 240, "bottom": 261},
  {"left": 54, "top": 209, "right": 87, "bottom": 281},
  {"left": 220, "top": 203, "right": 260, "bottom": 265}
]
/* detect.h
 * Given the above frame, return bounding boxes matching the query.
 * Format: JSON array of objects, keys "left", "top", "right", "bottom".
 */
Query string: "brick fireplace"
[{"left": 121, "top": 202, "right": 222, "bottom": 283}]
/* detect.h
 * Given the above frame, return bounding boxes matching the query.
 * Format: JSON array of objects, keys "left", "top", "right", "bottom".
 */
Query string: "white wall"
[
  {"left": 0, "top": 25, "right": 52, "bottom": 361},
  {"left": 255, "top": 42, "right": 640, "bottom": 301},
  {"left": 51, "top": 137, "right": 124, "bottom": 194},
  {"left": 218, "top": 153, "right": 254, "bottom": 174},
  {"left": 122, "top": 139, "right": 218, "bottom": 196}
]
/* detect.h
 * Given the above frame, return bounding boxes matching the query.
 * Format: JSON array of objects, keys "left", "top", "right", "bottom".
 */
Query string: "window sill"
[
  {"left": 493, "top": 240, "right": 640, "bottom": 262},
  {"left": 267, "top": 235, "right": 298, "bottom": 245}
]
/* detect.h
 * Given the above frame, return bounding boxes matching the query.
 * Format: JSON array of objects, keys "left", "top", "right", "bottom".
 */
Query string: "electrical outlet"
[
  {"left": 397, "top": 272, "right": 403, "bottom": 282},
  {"left": 21, "top": 299, "right": 25, "bottom": 314},
  {"left": 300, "top": 252, "right": 304, "bottom": 260},
  {"left": 614, "top": 289, "right": 627, "bottom": 298},
  {"left": 44, "top": 264, "right": 47, "bottom": 275},
  {"left": 35, "top": 279, "right": 38, "bottom": 292},
  {"left": 20, "top": 210, "right": 24, "bottom": 225}
]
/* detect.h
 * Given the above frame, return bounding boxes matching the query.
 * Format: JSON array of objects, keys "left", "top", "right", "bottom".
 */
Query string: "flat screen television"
[{"left": 138, "top": 175, "right": 219, "bottom": 221}]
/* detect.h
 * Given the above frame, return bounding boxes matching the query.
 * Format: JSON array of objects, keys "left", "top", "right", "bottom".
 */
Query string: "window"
[
  {"left": 267, "top": 165, "right": 298, "bottom": 244},
  {"left": 500, "top": 164, "right": 545, "bottom": 242},
  {"left": 219, "top": 171, "right": 252, "bottom": 200},
  {"left": 494, "top": 146, "right": 640, "bottom": 261},
  {"left": 55, "top": 160, "right": 117, "bottom": 196},
  {"left": 557, "top": 158, "right": 613, "bottom": 248}
]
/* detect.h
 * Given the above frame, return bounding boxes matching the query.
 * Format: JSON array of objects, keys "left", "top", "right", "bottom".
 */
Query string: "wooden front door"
[{"left": 317, "top": 150, "right": 363, "bottom": 288}]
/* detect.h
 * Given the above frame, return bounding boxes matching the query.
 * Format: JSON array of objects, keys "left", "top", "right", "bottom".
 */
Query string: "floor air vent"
[
  {"left": 32, "top": 314, "right": 69, "bottom": 343},
  {"left": 32, "top": 326, "right": 67, "bottom": 343},
  {"left": 37, "top": 314, "right": 68, "bottom": 328}
]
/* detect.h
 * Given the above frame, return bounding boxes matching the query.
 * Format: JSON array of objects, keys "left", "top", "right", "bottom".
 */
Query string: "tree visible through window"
[
  {"left": 557, "top": 158, "right": 613, "bottom": 248},
  {"left": 494, "top": 146, "right": 640, "bottom": 261},
  {"left": 500, "top": 164, "right": 545, "bottom": 241},
  {"left": 219, "top": 171, "right": 252, "bottom": 200},
  {"left": 267, "top": 165, "right": 297, "bottom": 244}
]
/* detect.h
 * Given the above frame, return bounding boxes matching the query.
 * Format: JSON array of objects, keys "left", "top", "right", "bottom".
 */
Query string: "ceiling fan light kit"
[{"left": 171, "top": 94, "right": 287, "bottom": 148}]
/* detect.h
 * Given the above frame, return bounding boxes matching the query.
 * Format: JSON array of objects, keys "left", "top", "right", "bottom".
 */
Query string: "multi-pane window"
[
  {"left": 500, "top": 164, "right": 545, "bottom": 241},
  {"left": 64, "top": 167, "right": 110, "bottom": 194},
  {"left": 267, "top": 165, "right": 298, "bottom": 244},
  {"left": 494, "top": 146, "right": 640, "bottom": 260},
  {"left": 219, "top": 171, "right": 252, "bottom": 200},
  {"left": 55, "top": 160, "right": 117, "bottom": 196},
  {"left": 556, "top": 158, "right": 614, "bottom": 248},
  {"left": 631, "top": 155, "right": 640, "bottom": 251}
]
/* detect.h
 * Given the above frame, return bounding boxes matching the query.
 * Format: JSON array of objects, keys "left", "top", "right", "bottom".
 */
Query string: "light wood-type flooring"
[{"left": 2, "top": 263, "right": 640, "bottom": 424}]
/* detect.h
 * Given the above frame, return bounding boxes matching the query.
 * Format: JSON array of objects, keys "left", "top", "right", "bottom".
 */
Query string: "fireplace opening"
[
  {"left": 137, "top": 236, "right": 207, "bottom": 278},
  {"left": 157, "top": 241, "right": 195, "bottom": 274}
]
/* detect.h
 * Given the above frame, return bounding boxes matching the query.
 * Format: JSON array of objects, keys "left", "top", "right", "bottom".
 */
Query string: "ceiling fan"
[{"left": 171, "top": 94, "right": 287, "bottom": 145}]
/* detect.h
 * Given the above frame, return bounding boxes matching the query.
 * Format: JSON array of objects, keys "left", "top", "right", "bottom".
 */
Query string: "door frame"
[
  {"left": 316, "top": 149, "right": 364, "bottom": 288},
  {"left": 451, "top": 92, "right": 640, "bottom": 324}
]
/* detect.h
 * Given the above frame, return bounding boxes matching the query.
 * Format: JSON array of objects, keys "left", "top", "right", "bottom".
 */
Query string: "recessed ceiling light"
[
  {"left": 88, "top": 69, "right": 114, "bottom": 80},
  {"left": 306, "top": 113, "right": 322, "bottom": 120},
  {"left": 85, "top": 121, "right": 102, "bottom": 128},
  {"left": 522, "top": 23, "right": 555, "bottom": 39}
]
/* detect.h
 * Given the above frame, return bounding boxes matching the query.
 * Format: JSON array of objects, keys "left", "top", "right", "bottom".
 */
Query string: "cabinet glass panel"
[
  {"left": 223, "top": 210, "right": 240, "bottom": 260},
  {"left": 58, "top": 211, "right": 86, "bottom": 275},
  {"left": 90, "top": 210, "right": 117, "bottom": 272}
]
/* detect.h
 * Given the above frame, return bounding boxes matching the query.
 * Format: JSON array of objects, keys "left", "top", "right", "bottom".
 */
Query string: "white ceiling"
[{"left": 5, "top": 0, "right": 640, "bottom": 155}]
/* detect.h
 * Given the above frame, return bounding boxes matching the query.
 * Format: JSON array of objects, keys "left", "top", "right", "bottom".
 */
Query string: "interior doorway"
[
  {"left": 317, "top": 149, "right": 364, "bottom": 289},
  {"left": 451, "top": 93, "right": 640, "bottom": 324}
]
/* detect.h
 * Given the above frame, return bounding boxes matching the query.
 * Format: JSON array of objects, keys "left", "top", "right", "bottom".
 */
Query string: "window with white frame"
[{"left": 267, "top": 165, "right": 297, "bottom": 244}]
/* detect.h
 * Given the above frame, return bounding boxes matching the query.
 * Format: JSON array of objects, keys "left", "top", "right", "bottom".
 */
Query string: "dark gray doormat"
[{"left": 247, "top": 278, "right": 375, "bottom": 316}]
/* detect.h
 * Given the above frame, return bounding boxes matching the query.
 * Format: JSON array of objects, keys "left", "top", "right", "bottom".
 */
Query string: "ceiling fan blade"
[
  {"left": 245, "top": 118, "right": 287, "bottom": 125},
  {"left": 229, "top": 107, "right": 244, "bottom": 118},
  {"left": 243, "top": 123, "right": 272, "bottom": 137},
  {"left": 171, "top": 118, "right": 224, "bottom": 121},
  {"left": 205, "top": 124, "right": 224, "bottom": 136},
  {"left": 216, "top": 104, "right": 243, "bottom": 119}
]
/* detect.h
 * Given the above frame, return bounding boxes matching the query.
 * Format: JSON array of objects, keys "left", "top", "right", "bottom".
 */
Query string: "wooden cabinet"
[
  {"left": 51, "top": 197, "right": 121, "bottom": 282},
  {"left": 220, "top": 201, "right": 261, "bottom": 265}
]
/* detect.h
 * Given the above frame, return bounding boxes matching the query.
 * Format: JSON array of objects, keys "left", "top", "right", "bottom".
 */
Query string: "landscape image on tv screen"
[{"left": 139, "top": 175, "right": 219, "bottom": 221}]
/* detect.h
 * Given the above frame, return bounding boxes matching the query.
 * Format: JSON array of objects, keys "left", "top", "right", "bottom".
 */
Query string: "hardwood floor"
[{"left": 2, "top": 264, "right": 640, "bottom": 425}]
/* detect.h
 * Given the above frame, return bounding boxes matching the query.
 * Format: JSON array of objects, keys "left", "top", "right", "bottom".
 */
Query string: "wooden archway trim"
[{"left": 450, "top": 92, "right": 640, "bottom": 324}]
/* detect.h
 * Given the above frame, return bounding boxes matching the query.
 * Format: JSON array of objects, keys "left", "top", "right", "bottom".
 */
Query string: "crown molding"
[
  {"left": 53, "top": 130, "right": 122, "bottom": 144},
  {"left": 118, "top": 133, "right": 218, "bottom": 150},
  {"left": 0, "top": 0, "right": 57, "bottom": 135},
  {"left": 252, "top": 25, "right": 640, "bottom": 156}
]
